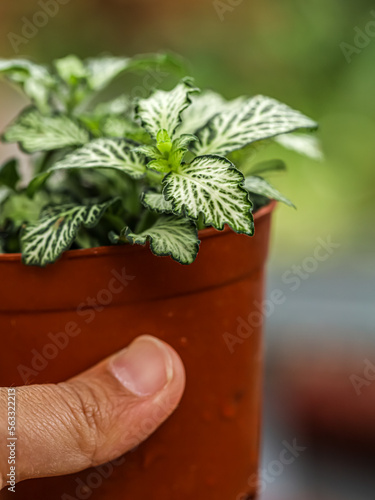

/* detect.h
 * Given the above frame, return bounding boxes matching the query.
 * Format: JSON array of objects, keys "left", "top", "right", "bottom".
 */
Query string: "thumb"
[{"left": 0, "top": 335, "right": 185, "bottom": 487}]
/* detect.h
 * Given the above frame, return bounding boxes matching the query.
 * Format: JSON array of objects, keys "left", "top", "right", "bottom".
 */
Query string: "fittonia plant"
[{"left": 0, "top": 53, "right": 320, "bottom": 266}]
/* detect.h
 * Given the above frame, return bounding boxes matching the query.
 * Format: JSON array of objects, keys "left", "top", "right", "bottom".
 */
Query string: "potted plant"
[{"left": 0, "top": 53, "right": 319, "bottom": 499}]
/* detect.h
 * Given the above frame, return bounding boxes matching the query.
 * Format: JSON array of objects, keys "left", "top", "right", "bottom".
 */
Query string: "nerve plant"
[{"left": 0, "top": 53, "right": 320, "bottom": 266}]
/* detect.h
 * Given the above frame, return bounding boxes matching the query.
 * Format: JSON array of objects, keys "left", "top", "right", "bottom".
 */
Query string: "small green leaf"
[
  {"left": 275, "top": 133, "right": 323, "bottom": 160},
  {"left": 54, "top": 55, "right": 87, "bottom": 85},
  {"left": 136, "top": 79, "right": 199, "bottom": 139},
  {"left": 147, "top": 159, "right": 171, "bottom": 173},
  {"left": 168, "top": 134, "right": 197, "bottom": 168},
  {"left": 133, "top": 145, "right": 162, "bottom": 160},
  {"left": 92, "top": 95, "right": 130, "bottom": 117},
  {"left": 101, "top": 116, "right": 148, "bottom": 142},
  {"left": 26, "top": 172, "right": 51, "bottom": 197},
  {"left": 156, "top": 129, "right": 171, "bottom": 143},
  {"left": 3, "top": 108, "right": 90, "bottom": 153},
  {"left": 0, "top": 192, "right": 49, "bottom": 227},
  {"left": 193, "top": 95, "right": 318, "bottom": 156},
  {"left": 163, "top": 155, "right": 254, "bottom": 234},
  {"left": 122, "top": 216, "right": 199, "bottom": 265},
  {"left": 156, "top": 129, "right": 173, "bottom": 155},
  {"left": 0, "top": 159, "right": 20, "bottom": 190},
  {"left": 141, "top": 192, "right": 174, "bottom": 214},
  {"left": 172, "top": 134, "right": 198, "bottom": 150},
  {"left": 244, "top": 176, "right": 295, "bottom": 207},
  {"left": 79, "top": 96, "right": 132, "bottom": 136},
  {"left": 50, "top": 138, "right": 147, "bottom": 179},
  {"left": 169, "top": 148, "right": 187, "bottom": 168},
  {"left": 21, "top": 201, "right": 115, "bottom": 266},
  {"left": 0, "top": 59, "right": 54, "bottom": 112}
]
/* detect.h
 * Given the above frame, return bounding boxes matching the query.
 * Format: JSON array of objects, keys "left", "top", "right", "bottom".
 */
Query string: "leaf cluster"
[{"left": 0, "top": 53, "right": 320, "bottom": 265}]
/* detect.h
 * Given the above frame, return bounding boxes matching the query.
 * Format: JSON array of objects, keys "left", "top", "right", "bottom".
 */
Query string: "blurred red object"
[{"left": 270, "top": 333, "right": 375, "bottom": 447}]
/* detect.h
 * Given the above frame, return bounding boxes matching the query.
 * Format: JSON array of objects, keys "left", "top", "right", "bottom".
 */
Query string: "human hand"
[{"left": 0, "top": 335, "right": 185, "bottom": 490}]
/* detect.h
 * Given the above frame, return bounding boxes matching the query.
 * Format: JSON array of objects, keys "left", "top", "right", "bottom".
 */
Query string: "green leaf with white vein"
[
  {"left": 50, "top": 139, "right": 146, "bottom": 179},
  {"left": 136, "top": 79, "right": 199, "bottom": 139},
  {"left": 85, "top": 57, "right": 131, "bottom": 91},
  {"left": 0, "top": 59, "right": 54, "bottom": 112},
  {"left": 147, "top": 159, "right": 171, "bottom": 173},
  {"left": 133, "top": 144, "right": 161, "bottom": 160},
  {"left": 124, "top": 216, "right": 199, "bottom": 265},
  {"left": 275, "top": 133, "right": 323, "bottom": 160},
  {"left": 84, "top": 52, "right": 186, "bottom": 92},
  {"left": 54, "top": 55, "right": 86, "bottom": 85},
  {"left": 101, "top": 116, "right": 149, "bottom": 142},
  {"left": 178, "top": 90, "right": 228, "bottom": 135},
  {"left": 141, "top": 192, "right": 174, "bottom": 214},
  {"left": 0, "top": 59, "right": 49, "bottom": 83},
  {"left": 93, "top": 96, "right": 131, "bottom": 117},
  {"left": 244, "top": 176, "right": 295, "bottom": 207},
  {"left": 3, "top": 108, "right": 90, "bottom": 153},
  {"left": 21, "top": 201, "right": 114, "bottom": 266},
  {"left": 193, "top": 95, "right": 318, "bottom": 157},
  {"left": 172, "top": 134, "right": 198, "bottom": 150},
  {"left": 163, "top": 155, "right": 253, "bottom": 234}
]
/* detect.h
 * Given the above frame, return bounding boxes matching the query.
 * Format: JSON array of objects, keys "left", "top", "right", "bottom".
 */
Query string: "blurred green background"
[
  {"left": 1, "top": 0, "right": 374, "bottom": 266},
  {"left": 1, "top": 2, "right": 375, "bottom": 499}
]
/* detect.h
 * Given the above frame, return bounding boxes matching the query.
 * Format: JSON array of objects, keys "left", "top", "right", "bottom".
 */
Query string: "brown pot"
[{"left": 0, "top": 202, "right": 275, "bottom": 500}]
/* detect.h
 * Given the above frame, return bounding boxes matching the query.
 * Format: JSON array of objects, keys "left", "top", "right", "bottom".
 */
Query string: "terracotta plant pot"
[{"left": 0, "top": 202, "right": 275, "bottom": 500}]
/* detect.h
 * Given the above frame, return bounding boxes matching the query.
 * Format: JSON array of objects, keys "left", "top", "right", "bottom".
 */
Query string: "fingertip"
[
  {"left": 155, "top": 336, "right": 186, "bottom": 408},
  {"left": 132, "top": 335, "right": 186, "bottom": 409}
]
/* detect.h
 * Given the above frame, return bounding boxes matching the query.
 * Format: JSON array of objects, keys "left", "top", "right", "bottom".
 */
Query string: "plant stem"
[
  {"left": 36, "top": 150, "right": 55, "bottom": 174},
  {"left": 103, "top": 213, "right": 125, "bottom": 233},
  {"left": 197, "top": 213, "right": 206, "bottom": 231},
  {"left": 146, "top": 169, "right": 164, "bottom": 186},
  {"left": 135, "top": 210, "right": 157, "bottom": 233}
]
